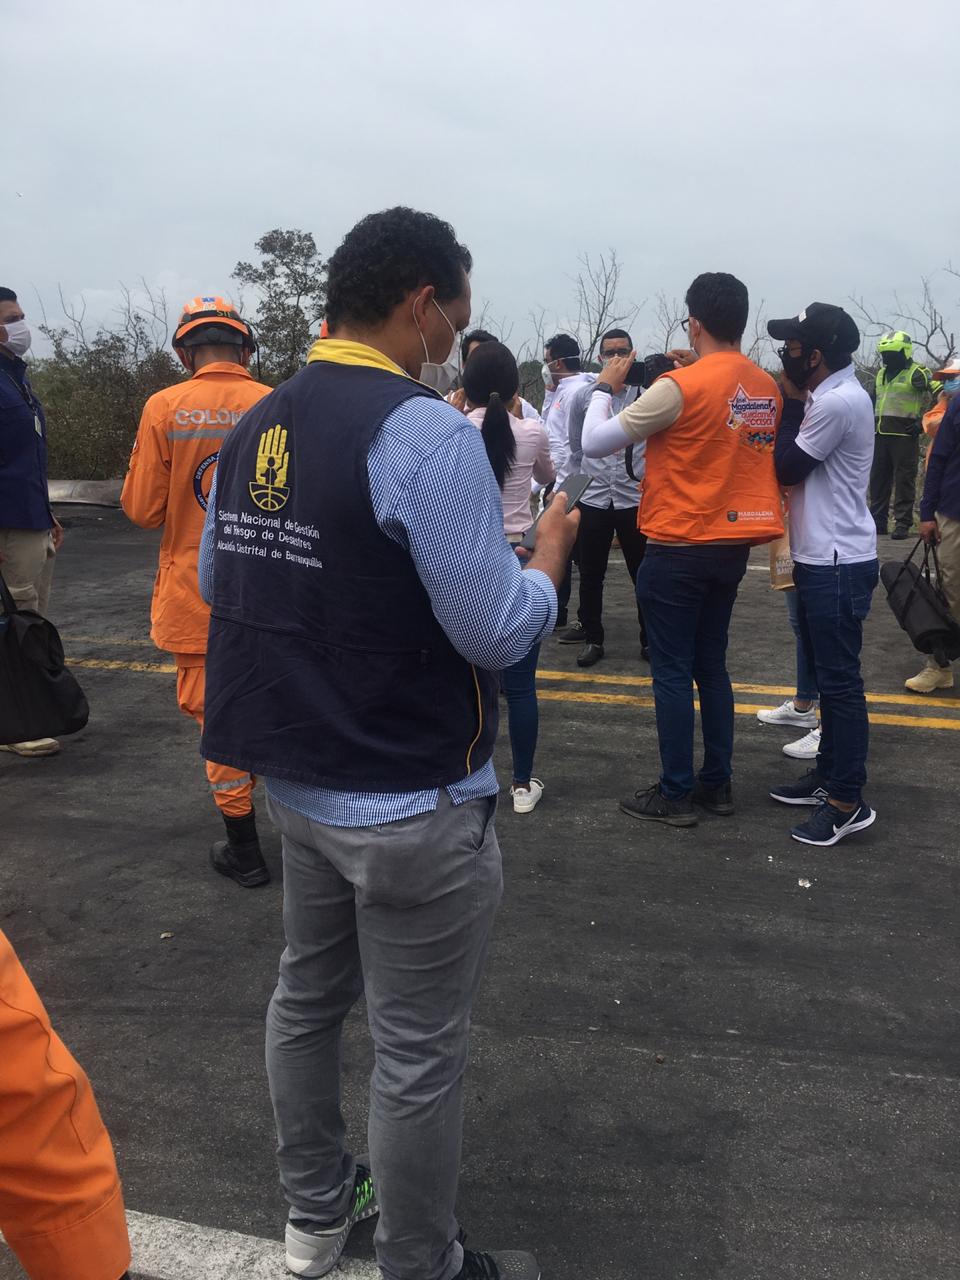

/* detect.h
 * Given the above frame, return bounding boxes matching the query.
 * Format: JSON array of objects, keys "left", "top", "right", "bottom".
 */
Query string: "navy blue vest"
[{"left": 201, "top": 360, "right": 499, "bottom": 791}]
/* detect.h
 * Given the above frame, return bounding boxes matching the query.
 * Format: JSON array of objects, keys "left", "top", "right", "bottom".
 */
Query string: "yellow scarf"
[{"left": 305, "top": 338, "right": 411, "bottom": 380}]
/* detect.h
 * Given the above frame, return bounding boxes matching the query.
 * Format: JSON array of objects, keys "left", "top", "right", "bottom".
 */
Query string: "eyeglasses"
[
  {"left": 600, "top": 349, "right": 631, "bottom": 360},
  {"left": 680, "top": 318, "right": 689, "bottom": 332}
]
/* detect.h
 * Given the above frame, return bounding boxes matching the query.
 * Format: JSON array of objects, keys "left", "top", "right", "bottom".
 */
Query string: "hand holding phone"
[{"left": 519, "top": 473, "right": 593, "bottom": 551}]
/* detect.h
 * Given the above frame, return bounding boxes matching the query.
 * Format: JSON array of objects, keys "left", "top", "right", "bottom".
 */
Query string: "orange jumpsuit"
[
  {"left": 121, "top": 362, "right": 271, "bottom": 817},
  {"left": 0, "top": 930, "right": 130, "bottom": 1280}
]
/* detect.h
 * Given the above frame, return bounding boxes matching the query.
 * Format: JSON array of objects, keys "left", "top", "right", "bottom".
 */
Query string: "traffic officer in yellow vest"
[{"left": 869, "top": 331, "right": 938, "bottom": 539}]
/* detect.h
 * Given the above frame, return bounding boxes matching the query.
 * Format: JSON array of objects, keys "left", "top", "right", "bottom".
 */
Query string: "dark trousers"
[
  {"left": 556, "top": 536, "right": 580, "bottom": 622},
  {"left": 869, "top": 433, "right": 919, "bottom": 533},
  {"left": 500, "top": 641, "right": 541, "bottom": 785},
  {"left": 576, "top": 503, "right": 647, "bottom": 644},
  {"left": 635, "top": 544, "right": 749, "bottom": 799},
  {"left": 793, "top": 559, "right": 879, "bottom": 804}
]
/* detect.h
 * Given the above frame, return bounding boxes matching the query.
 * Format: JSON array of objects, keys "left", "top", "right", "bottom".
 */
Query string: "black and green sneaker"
[{"left": 285, "top": 1159, "right": 378, "bottom": 1277}]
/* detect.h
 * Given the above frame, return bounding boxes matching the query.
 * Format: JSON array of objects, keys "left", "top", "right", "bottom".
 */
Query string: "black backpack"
[
  {"left": 0, "top": 570, "right": 89, "bottom": 744},
  {"left": 880, "top": 539, "right": 960, "bottom": 666}
]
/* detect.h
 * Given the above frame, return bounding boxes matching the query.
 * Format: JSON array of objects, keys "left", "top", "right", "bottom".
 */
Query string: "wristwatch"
[{"left": 594, "top": 381, "right": 614, "bottom": 396}]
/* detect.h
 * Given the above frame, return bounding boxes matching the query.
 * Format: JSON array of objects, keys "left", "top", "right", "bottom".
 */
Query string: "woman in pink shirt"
[{"left": 463, "top": 343, "right": 555, "bottom": 813}]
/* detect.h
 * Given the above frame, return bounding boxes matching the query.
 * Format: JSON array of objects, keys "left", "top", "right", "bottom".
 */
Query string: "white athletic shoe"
[
  {"left": 783, "top": 727, "right": 821, "bottom": 760},
  {"left": 757, "top": 699, "right": 819, "bottom": 728},
  {"left": 511, "top": 779, "right": 544, "bottom": 813},
  {"left": 904, "top": 665, "right": 954, "bottom": 693}
]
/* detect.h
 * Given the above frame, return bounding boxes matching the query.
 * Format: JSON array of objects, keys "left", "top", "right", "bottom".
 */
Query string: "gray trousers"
[{"left": 265, "top": 791, "right": 502, "bottom": 1280}]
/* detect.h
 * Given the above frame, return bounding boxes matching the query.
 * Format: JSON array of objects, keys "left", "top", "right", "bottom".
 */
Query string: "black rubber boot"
[{"left": 210, "top": 809, "right": 270, "bottom": 887}]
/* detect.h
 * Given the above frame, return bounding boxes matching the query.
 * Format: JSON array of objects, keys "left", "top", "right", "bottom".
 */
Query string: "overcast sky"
[{"left": 8, "top": 0, "right": 959, "bottom": 360}]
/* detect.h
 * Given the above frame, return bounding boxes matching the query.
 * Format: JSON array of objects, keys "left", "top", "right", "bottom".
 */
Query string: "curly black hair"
[{"left": 325, "top": 207, "right": 472, "bottom": 330}]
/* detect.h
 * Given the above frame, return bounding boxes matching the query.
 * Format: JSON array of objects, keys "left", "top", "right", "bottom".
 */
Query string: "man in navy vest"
[
  {"left": 0, "top": 286, "right": 64, "bottom": 759},
  {"left": 199, "top": 208, "right": 578, "bottom": 1280}
]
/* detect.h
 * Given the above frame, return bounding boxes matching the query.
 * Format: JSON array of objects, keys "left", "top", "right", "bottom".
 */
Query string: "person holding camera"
[
  {"left": 583, "top": 272, "right": 783, "bottom": 827},
  {"left": 869, "top": 331, "right": 938, "bottom": 539},
  {"left": 563, "top": 328, "right": 655, "bottom": 666}
]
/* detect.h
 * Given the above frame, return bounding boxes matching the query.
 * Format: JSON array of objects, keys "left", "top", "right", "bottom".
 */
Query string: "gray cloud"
[{"left": 8, "top": 0, "right": 959, "bottom": 359}]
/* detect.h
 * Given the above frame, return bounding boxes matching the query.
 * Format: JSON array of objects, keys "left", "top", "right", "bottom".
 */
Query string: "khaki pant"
[
  {"left": 0, "top": 528, "right": 56, "bottom": 617},
  {"left": 927, "top": 513, "right": 960, "bottom": 670}
]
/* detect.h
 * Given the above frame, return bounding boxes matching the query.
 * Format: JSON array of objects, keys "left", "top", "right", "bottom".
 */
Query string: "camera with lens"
[{"left": 624, "top": 353, "right": 675, "bottom": 388}]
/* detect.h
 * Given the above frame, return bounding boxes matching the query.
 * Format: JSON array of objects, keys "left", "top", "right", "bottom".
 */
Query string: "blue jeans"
[
  {"left": 792, "top": 559, "right": 879, "bottom": 803},
  {"left": 784, "top": 588, "right": 819, "bottom": 702},
  {"left": 635, "top": 544, "right": 749, "bottom": 799},
  {"left": 500, "top": 641, "right": 541, "bottom": 784}
]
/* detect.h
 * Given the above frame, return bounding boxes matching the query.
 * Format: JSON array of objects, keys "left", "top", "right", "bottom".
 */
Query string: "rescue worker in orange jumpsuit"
[
  {"left": 0, "top": 929, "right": 131, "bottom": 1280},
  {"left": 121, "top": 297, "right": 272, "bottom": 887}
]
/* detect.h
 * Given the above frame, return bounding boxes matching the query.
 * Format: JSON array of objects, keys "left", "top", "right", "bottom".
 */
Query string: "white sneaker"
[
  {"left": 0, "top": 738, "right": 61, "bottom": 757},
  {"left": 904, "top": 665, "right": 953, "bottom": 693},
  {"left": 757, "top": 699, "right": 819, "bottom": 727},
  {"left": 783, "top": 727, "right": 821, "bottom": 760},
  {"left": 511, "top": 779, "right": 544, "bottom": 813}
]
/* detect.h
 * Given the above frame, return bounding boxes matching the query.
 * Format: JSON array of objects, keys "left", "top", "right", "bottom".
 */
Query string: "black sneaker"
[
  {"left": 556, "top": 621, "right": 585, "bottom": 644},
  {"left": 890, "top": 528, "right": 911, "bottom": 541},
  {"left": 692, "top": 779, "right": 734, "bottom": 815},
  {"left": 790, "top": 800, "right": 876, "bottom": 846},
  {"left": 769, "top": 769, "right": 829, "bottom": 806},
  {"left": 285, "top": 1160, "right": 378, "bottom": 1276},
  {"left": 620, "top": 784, "right": 698, "bottom": 827},
  {"left": 454, "top": 1246, "right": 540, "bottom": 1279}
]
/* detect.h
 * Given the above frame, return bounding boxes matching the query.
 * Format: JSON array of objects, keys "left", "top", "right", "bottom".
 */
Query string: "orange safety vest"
[
  {"left": 640, "top": 351, "right": 784, "bottom": 545},
  {"left": 121, "top": 362, "right": 271, "bottom": 654}
]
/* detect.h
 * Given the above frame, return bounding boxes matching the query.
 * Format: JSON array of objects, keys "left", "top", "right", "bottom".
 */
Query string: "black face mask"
[
  {"left": 779, "top": 346, "right": 816, "bottom": 389},
  {"left": 881, "top": 351, "right": 908, "bottom": 375}
]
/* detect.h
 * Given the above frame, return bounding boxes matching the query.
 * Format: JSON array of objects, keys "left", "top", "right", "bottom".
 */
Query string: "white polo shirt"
[{"left": 790, "top": 364, "right": 877, "bottom": 566}]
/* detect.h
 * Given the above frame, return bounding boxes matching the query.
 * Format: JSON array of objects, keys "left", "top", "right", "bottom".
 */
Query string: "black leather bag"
[
  {"left": 880, "top": 539, "right": 960, "bottom": 665},
  {"left": 0, "top": 570, "right": 89, "bottom": 743}
]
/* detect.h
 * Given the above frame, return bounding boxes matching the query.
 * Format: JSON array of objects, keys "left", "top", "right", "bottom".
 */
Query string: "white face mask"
[
  {"left": 2, "top": 318, "right": 31, "bottom": 359},
  {"left": 416, "top": 299, "right": 459, "bottom": 394},
  {"left": 541, "top": 362, "right": 555, "bottom": 390}
]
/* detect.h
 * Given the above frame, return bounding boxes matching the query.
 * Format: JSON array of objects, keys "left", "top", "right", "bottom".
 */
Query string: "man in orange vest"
[
  {"left": 0, "top": 929, "right": 131, "bottom": 1280},
  {"left": 122, "top": 297, "right": 272, "bottom": 886},
  {"left": 582, "top": 272, "right": 783, "bottom": 826}
]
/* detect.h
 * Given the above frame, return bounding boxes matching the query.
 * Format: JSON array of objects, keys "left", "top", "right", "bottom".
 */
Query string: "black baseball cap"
[{"left": 767, "top": 302, "right": 860, "bottom": 355}]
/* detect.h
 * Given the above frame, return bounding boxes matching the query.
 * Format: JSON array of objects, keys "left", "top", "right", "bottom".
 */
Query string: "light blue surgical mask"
[{"left": 942, "top": 375, "right": 960, "bottom": 397}]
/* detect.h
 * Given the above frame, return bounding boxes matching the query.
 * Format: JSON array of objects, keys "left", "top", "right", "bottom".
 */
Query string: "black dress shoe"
[
  {"left": 577, "top": 642, "right": 604, "bottom": 667},
  {"left": 692, "top": 779, "right": 735, "bottom": 815},
  {"left": 891, "top": 528, "right": 911, "bottom": 540}
]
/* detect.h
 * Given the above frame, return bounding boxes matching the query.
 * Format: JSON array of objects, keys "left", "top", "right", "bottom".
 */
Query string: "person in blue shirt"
[
  {"left": 199, "top": 208, "right": 578, "bottom": 1280},
  {"left": 0, "top": 286, "right": 64, "bottom": 759}
]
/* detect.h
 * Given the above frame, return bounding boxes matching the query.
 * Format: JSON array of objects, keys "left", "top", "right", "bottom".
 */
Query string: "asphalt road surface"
[{"left": 2, "top": 507, "right": 958, "bottom": 1280}]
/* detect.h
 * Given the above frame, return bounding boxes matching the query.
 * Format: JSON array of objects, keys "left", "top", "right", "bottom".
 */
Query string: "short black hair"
[
  {"left": 600, "top": 327, "right": 633, "bottom": 349},
  {"left": 0, "top": 287, "right": 17, "bottom": 303},
  {"left": 685, "top": 272, "right": 749, "bottom": 344},
  {"left": 462, "top": 328, "right": 496, "bottom": 359},
  {"left": 545, "top": 332, "right": 581, "bottom": 371},
  {"left": 325, "top": 207, "right": 471, "bottom": 330}
]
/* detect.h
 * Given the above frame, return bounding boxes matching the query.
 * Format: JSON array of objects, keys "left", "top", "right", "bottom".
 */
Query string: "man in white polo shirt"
[{"left": 766, "top": 303, "right": 879, "bottom": 846}]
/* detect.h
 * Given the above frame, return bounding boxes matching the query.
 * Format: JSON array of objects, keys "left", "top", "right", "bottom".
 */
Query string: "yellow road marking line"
[
  {"left": 69, "top": 657, "right": 177, "bottom": 674},
  {"left": 538, "top": 668, "right": 960, "bottom": 712},
  {"left": 64, "top": 657, "right": 960, "bottom": 731},
  {"left": 64, "top": 634, "right": 158, "bottom": 648},
  {"left": 537, "top": 688, "right": 960, "bottom": 732}
]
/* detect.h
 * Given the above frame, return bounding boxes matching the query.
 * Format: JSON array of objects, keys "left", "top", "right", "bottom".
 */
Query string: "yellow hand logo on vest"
[{"left": 249, "top": 425, "right": 291, "bottom": 512}]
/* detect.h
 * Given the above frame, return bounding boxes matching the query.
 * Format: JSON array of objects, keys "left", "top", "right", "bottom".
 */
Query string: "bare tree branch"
[{"left": 571, "top": 251, "right": 642, "bottom": 364}]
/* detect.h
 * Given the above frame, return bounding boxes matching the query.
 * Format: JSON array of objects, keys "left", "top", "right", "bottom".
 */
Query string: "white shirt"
[
  {"left": 543, "top": 372, "right": 594, "bottom": 484},
  {"left": 568, "top": 377, "right": 643, "bottom": 509},
  {"left": 790, "top": 364, "right": 877, "bottom": 566}
]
